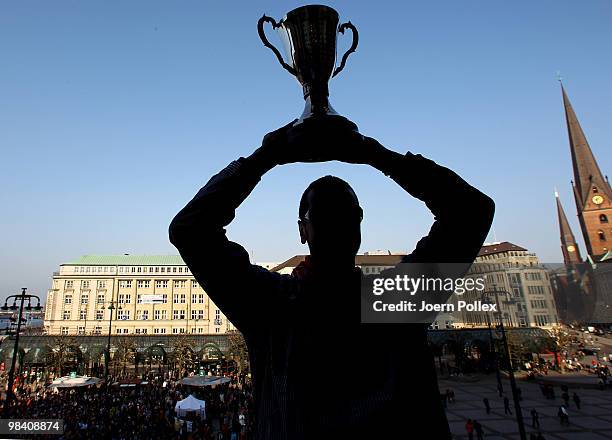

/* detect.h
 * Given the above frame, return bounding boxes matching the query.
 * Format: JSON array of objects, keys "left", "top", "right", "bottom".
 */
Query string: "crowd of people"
[{"left": 3, "top": 373, "right": 254, "bottom": 439}]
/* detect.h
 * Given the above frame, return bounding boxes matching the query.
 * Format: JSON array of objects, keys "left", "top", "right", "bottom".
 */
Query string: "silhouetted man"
[{"left": 169, "top": 118, "right": 494, "bottom": 439}]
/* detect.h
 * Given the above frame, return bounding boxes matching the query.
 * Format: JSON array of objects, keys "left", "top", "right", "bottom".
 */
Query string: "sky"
[{"left": 1, "top": 1, "right": 611, "bottom": 303}]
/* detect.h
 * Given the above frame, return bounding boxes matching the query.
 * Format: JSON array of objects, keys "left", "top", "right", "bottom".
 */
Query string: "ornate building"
[{"left": 45, "top": 255, "right": 235, "bottom": 336}]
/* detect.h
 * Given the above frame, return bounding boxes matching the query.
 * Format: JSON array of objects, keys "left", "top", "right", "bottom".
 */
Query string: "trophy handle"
[
  {"left": 257, "top": 14, "right": 297, "bottom": 76},
  {"left": 332, "top": 21, "right": 359, "bottom": 78}
]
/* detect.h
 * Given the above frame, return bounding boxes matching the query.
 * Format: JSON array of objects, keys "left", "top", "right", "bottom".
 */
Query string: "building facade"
[
  {"left": 45, "top": 255, "right": 235, "bottom": 336},
  {"left": 457, "top": 242, "right": 559, "bottom": 329}
]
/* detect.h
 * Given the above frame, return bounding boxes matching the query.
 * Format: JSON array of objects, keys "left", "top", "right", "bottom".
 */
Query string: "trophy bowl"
[{"left": 258, "top": 5, "right": 359, "bottom": 126}]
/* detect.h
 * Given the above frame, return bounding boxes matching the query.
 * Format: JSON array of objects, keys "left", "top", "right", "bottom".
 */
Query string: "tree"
[
  {"left": 113, "top": 337, "right": 136, "bottom": 377},
  {"left": 170, "top": 335, "right": 194, "bottom": 378},
  {"left": 227, "top": 330, "right": 249, "bottom": 373},
  {"left": 44, "top": 337, "right": 80, "bottom": 377}
]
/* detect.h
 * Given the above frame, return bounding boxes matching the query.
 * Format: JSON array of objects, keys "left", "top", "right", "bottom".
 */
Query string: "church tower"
[
  {"left": 556, "top": 191, "right": 582, "bottom": 265},
  {"left": 561, "top": 84, "right": 612, "bottom": 260}
]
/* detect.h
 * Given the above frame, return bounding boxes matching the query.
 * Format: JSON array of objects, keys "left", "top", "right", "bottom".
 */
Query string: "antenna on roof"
[{"left": 556, "top": 71, "right": 563, "bottom": 83}]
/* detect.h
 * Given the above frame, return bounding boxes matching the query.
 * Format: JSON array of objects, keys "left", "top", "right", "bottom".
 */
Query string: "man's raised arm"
[
  {"left": 362, "top": 140, "right": 495, "bottom": 264},
  {"left": 168, "top": 122, "right": 299, "bottom": 333}
]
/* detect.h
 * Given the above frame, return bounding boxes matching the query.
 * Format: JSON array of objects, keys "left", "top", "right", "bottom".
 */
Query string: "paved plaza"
[{"left": 442, "top": 374, "right": 612, "bottom": 439}]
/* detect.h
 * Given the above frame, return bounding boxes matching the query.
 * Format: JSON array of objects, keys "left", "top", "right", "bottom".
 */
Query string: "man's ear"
[{"left": 298, "top": 220, "right": 308, "bottom": 244}]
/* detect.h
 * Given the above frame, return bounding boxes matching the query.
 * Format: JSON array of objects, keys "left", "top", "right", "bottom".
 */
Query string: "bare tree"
[
  {"left": 227, "top": 329, "right": 249, "bottom": 373},
  {"left": 170, "top": 335, "right": 194, "bottom": 378}
]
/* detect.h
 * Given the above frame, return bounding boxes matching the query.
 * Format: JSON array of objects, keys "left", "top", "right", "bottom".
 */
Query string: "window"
[
  {"left": 119, "top": 280, "right": 132, "bottom": 289},
  {"left": 64, "top": 294, "right": 72, "bottom": 304},
  {"left": 97, "top": 294, "right": 105, "bottom": 304},
  {"left": 192, "top": 293, "right": 198, "bottom": 304},
  {"left": 180, "top": 294, "right": 186, "bottom": 304},
  {"left": 174, "top": 280, "right": 186, "bottom": 288},
  {"left": 527, "top": 285, "right": 545, "bottom": 295},
  {"left": 117, "top": 310, "right": 130, "bottom": 320},
  {"left": 81, "top": 281, "right": 90, "bottom": 289},
  {"left": 162, "top": 294, "right": 168, "bottom": 304},
  {"left": 198, "top": 294, "right": 205, "bottom": 304},
  {"left": 601, "top": 214, "right": 609, "bottom": 223},
  {"left": 192, "top": 280, "right": 198, "bottom": 288},
  {"left": 215, "top": 327, "right": 220, "bottom": 333},
  {"left": 154, "top": 328, "right": 167, "bottom": 334},
  {"left": 149, "top": 267, "right": 154, "bottom": 273},
  {"left": 97, "top": 280, "right": 106, "bottom": 289},
  {"left": 94, "top": 326, "right": 102, "bottom": 335},
  {"left": 156, "top": 280, "right": 168, "bottom": 289},
  {"left": 192, "top": 310, "right": 204, "bottom": 320},
  {"left": 173, "top": 310, "right": 186, "bottom": 320},
  {"left": 77, "top": 326, "right": 85, "bottom": 335},
  {"left": 154, "top": 309, "right": 161, "bottom": 320},
  {"left": 63, "top": 310, "right": 71, "bottom": 320},
  {"left": 173, "top": 294, "right": 179, "bottom": 304},
  {"left": 534, "top": 315, "right": 549, "bottom": 326},
  {"left": 65, "top": 280, "right": 74, "bottom": 289},
  {"left": 137, "top": 310, "right": 149, "bottom": 320},
  {"left": 137, "top": 280, "right": 150, "bottom": 289},
  {"left": 61, "top": 327, "right": 69, "bottom": 335},
  {"left": 530, "top": 300, "right": 547, "bottom": 309},
  {"left": 80, "top": 294, "right": 89, "bottom": 304},
  {"left": 79, "top": 310, "right": 87, "bottom": 320},
  {"left": 598, "top": 230, "right": 606, "bottom": 241},
  {"left": 96, "top": 310, "right": 104, "bottom": 320},
  {"left": 118, "top": 294, "right": 127, "bottom": 304}
]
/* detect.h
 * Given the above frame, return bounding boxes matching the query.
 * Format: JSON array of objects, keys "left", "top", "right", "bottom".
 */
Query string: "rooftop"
[
  {"left": 63, "top": 255, "right": 187, "bottom": 266},
  {"left": 478, "top": 242, "right": 527, "bottom": 257}
]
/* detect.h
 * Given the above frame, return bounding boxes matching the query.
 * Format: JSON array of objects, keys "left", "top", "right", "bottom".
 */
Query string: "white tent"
[
  {"left": 48, "top": 375, "right": 101, "bottom": 388},
  {"left": 175, "top": 394, "right": 206, "bottom": 419}
]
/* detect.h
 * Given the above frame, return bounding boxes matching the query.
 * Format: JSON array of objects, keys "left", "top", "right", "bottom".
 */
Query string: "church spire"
[
  {"left": 555, "top": 190, "right": 582, "bottom": 265},
  {"left": 560, "top": 83, "right": 612, "bottom": 259},
  {"left": 561, "top": 84, "right": 612, "bottom": 207}
]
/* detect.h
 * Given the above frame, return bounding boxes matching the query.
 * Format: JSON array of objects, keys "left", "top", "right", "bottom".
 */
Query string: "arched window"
[
  {"left": 600, "top": 214, "right": 609, "bottom": 223},
  {"left": 598, "top": 230, "right": 606, "bottom": 241},
  {"left": 592, "top": 186, "right": 599, "bottom": 194}
]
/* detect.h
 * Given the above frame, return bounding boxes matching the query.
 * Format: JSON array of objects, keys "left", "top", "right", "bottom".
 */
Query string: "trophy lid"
[{"left": 283, "top": 4, "right": 339, "bottom": 23}]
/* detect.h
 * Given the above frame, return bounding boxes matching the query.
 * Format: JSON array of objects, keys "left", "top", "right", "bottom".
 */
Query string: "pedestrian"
[
  {"left": 531, "top": 408, "right": 539, "bottom": 428},
  {"left": 572, "top": 392, "right": 581, "bottom": 409},
  {"left": 504, "top": 396, "right": 512, "bottom": 415},
  {"left": 558, "top": 405, "right": 569, "bottom": 425},
  {"left": 562, "top": 391, "right": 569, "bottom": 406},
  {"left": 483, "top": 397, "right": 490, "bottom": 415},
  {"left": 465, "top": 418, "right": 474, "bottom": 440},
  {"left": 474, "top": 419, "right": 484, "bottom": 440}
]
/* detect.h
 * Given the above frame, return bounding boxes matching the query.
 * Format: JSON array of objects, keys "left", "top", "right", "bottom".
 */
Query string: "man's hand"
[{"left": 247, "top": 117, "right": 393, "bottom": 171}]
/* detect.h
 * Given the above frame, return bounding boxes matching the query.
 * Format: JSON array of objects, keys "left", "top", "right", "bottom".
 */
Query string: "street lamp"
[
  {"left": 101, "top": 301, "right": 122, "bottom": 386},
  {"left": 487, "top": 283, "right": 527, "bottom": 440},
  {"left": 1, "top": 288, "right": 42, "bottom": 414}
]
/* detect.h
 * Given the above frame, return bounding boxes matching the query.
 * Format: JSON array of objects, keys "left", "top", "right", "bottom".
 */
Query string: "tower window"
[
  {"left": 598, "top": 230, "right": 606, "bottom": 241},
  {"left": 600, "top": 214, "right": 608, "bottom": 223},
  {"left": 592, "top": 186, "right": 598, "bottom": 194}
]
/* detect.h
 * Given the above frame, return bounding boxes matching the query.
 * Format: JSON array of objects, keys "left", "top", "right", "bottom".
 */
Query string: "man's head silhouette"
[{"left": 297, "top": 175, "right": 363, "bottom": 270}]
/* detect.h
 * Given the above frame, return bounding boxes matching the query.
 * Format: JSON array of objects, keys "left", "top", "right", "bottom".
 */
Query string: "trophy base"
[{"left": 294, "top": 96, "right": 359, "bottom": 132}]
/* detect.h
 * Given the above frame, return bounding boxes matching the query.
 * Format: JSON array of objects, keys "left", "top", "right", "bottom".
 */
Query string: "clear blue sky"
[{"left": 1, "top": 1, "right": 611, "bottom": 303}]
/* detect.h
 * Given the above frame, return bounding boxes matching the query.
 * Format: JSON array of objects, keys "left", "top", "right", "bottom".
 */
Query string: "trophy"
[{"left": 258, "top": 5, "right": 358, "bottom": 126}]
